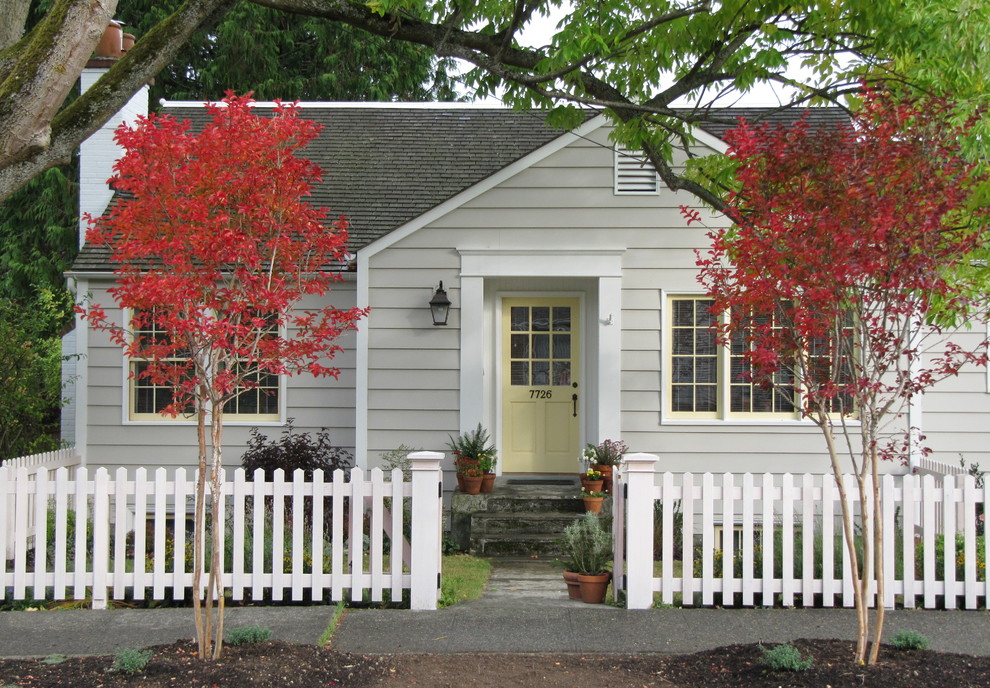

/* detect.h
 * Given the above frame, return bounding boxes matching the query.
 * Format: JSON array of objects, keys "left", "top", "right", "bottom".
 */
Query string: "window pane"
[
  {"left": 695, "top": 329, "right": 716, "bottom": 355},
  {"left": 730, "top": 386, "right": 750, "bottom": 412},
  {"left": 672, "top": 329, "right": 694, "bottom": 355},
  {"left": 695, "top": 356, "right": 717, "bottom": 383},
  {"left": 672, "top": 357, "right": 693, "bottom": 383},
  {"left": 553, "top": 334, "right": 570, "bottom": 359},
  {"left": 511, "top": 334, "right": 528, "bottom": 358},
  {"left": 511, "top": 307, "right": 529, "bottom": 331},
  {"left": 532, "top": 334, "right": 550, "bottom": 359},
  {"left": 511, "top": 361, "right": 529, "bottom": 385},
  {"left": 751, "top": 387, "right": 773, "bottom": 412},
  {"left": 531, "top": 307, "right": 550, "bottom": 331},
  {"left": 671, "top": 385, "right": 694, "bottom": 412},
  {"left": 552, "top": 307, "right": 571, "bottom": 332},
  {"left": 695, "top": 300, "right": 715, "bottom": 327},
  {"left": 695, "top": 385, "right": 718, "bottom": 412},
  {"left": 673, "top": 300, "right": 695, "bottom": 327},
  {"left": 553, "top": 362, "right": 571, "bottom": 386},
  {"left": 532, "top": 361, "right": 550, "bottom": 385}
]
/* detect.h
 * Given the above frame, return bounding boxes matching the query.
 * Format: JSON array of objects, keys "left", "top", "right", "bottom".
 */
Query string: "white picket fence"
[
  {"left": 2, "top": 448, "right": 82, "bottom": 559},
  {"left": 0, "top": 452, "right": 443, "bottom": 610},
  {"left": 617, "top": 454, "right": 989, "bottom": 611}
]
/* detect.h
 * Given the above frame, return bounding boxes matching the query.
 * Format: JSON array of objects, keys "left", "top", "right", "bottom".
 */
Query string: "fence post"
[
  {"left": 623, "top": 453, "right": 659, "bottom": 609},
  {"left": 409, "top": 451, "right": 443, "bottom": 610}
]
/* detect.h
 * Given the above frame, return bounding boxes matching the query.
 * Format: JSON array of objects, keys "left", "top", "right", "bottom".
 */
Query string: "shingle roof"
[{"left": 70, "top": 104, "right": 847, "bottom": 273}]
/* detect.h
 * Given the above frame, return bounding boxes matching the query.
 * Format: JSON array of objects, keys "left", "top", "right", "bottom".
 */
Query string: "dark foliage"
[{"left": 240, "top": 420, "right": 353, "bottom": 482}]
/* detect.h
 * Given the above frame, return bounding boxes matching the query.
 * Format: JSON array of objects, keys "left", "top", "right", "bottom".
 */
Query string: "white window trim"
[
  {"left": 660, "top": 290, "right": 817, "bottom": 426},
  {"left": 121, "top": 308, "right": 287, "bottom": 426}
]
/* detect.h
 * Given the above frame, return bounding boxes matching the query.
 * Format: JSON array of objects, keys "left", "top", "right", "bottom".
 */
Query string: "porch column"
[
  {"left": 458, "top": 276, "right": 485, "bottom": 432},
  {"left": 623, "top": 452, "right": 658, "bottom": 609},
  {"left": 409, "top": 451, "right": 443, "bottom": 610},
  {"left": 596, "top": 275, "right": 622, "bottom": 440}
]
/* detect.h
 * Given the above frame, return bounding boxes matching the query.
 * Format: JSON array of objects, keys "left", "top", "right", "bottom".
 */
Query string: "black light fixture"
[{"left": 429, "top": 281, "right": 451, "bottom": 326}]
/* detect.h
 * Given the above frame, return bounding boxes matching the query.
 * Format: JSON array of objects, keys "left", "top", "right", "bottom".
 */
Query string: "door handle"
[{"left": 572, "top": 393, "right": 578, "bottom": 417}]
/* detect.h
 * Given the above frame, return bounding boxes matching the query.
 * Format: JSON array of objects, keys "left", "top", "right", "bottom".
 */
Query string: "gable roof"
[{"left": 70, "top": 103, "right": 848, "bottom": 273}]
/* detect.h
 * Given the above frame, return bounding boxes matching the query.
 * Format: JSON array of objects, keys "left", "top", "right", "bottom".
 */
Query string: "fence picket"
[
  {"left": 821, "top": 475, "right": 835, "bottom": 607},
  {"left": 943, "top": 475, "right": 956, "bottom": 609},
  {"left": 901, "top": 474, "right": 916, "bottom": 609},
  {"left": 291, "top": 468, "right": 306, "bottom": 601},
  {"left": 801, "top": 474, "right": 814, "bottom": 607},
  {"left": 781, "top": 473, "right": 794, "bottom": 607},
  {"left": 349, "top": 467, "right": 365, "bottom": 603},
  {"left": 331, "top": 469, "right": 345, "bottom": 602},
  {"left": 963, "top": 475, "right": 978, "bottom": 609},
  {"left": 31, "top": 469, "right": 48, "bottom": 598},
  {"left": 701, "top": 473, "right": 714, "bottom": 606},
  {"left": 153, "top": 468, "right": 168, "bottom": 600},
  {"left": 389, "top": 468, "right": 404, "bottom": 602},
  {"left": 52, "top": 467, "right": 69, "bottom": 599},
  {"left": 661, "top": 472, "right": 675, "bottom": 606},
  {"left": 369, "top": 468, "right": 385, "bottom": 602},
  {"left": 741, "top": 473, "right": 755, "bottom": 606},
  {"left": 681, "top": 473, "right": 695, "bottom": 606}
]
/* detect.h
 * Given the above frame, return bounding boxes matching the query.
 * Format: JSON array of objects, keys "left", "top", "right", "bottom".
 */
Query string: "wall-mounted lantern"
[{"left": 429, "top": 282, "right": 451, "bottom": 326}]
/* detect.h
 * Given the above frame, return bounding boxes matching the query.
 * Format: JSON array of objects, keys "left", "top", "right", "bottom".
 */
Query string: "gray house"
[{"left": 63, "top": 81, "right": 990, "bottom": 486}]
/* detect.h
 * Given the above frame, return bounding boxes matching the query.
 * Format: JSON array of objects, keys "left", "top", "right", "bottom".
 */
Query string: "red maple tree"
[
  {"left": 78, "top": 93, "right": 366, "bottom": 659},
  {"left": 689, "top": 88, "right": 990, "bottom": 664}
]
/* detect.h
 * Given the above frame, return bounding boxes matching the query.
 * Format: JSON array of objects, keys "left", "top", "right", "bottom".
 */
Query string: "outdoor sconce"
[{"left": 429, "top": 282, "right": 451, "bottom": 326}]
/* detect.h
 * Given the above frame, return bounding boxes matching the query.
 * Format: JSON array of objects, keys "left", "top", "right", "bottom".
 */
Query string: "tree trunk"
[
  {"left": 209, "top": 405, "right": 226, "bottom": 659},
  {"left": 192, "top": 393, "right": 209, "bottom": 657}
]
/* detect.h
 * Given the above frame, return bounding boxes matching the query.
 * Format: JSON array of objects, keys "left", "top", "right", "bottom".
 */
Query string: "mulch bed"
[{"left": 1, "top": 638, "right": 987, "bottom": 688}]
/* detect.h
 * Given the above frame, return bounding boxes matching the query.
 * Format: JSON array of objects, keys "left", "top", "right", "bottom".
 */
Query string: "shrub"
[
  {"left": 915, "top": 533, "right": 986, "bottom": 582},
  {"left": 112, "top": 648, "right": 152, "bottom": 674},
  {"left": 241, "top": 419, "right": 353, "bottom": 481},
  {"left": 759, "top": 643, "right": 813, "bottom": 672},
  {"left": 227, "top": 625, "right": 273, "bottom": 645},
  {"left": 562, "top": 512, "right": 612, "bottom": 575},
  {"left": 891, "top": 629, "right": 929, "bottom": 651},
  {"left": 379, "top": 445, "right": 420, "bottom": 482}
]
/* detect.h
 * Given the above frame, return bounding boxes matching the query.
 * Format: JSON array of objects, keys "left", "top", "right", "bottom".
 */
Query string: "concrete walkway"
[{"left": 1, "top": 557, "right": 989, "bottom": 658}]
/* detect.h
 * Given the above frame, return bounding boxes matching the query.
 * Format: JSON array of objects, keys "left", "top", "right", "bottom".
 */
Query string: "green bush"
[
  {"left": 112, "top": 648, "right": 153, "bottom": 674},
  {"left": 562, "top": 512, "right": 612, "bottom": 575},
  {"left": 915, "top": 534, "right": 986, "bottom": 582},
  {"left": 226, "top": 625, "right": 273, "bottom": 645},
  {"left": 891, "top": 629, "right": 929, "bottom": 651},
  {"left": 759, "top": 643, "right": 813, "bottom": 672}
]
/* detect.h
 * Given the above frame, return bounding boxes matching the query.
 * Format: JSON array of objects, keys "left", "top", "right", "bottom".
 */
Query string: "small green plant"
[
  {"left": 379, "top": 444, "right": 420, "bottom": 481},
  {"left": 226, "top": 625, "right": 273, "bottom": 645},
  {"left": 561, "top": 512, "right": 612, "bottom": 575},
  {"left": 891, "top": 629, "right": 929, "bottom": 651},
  {"left": 112, "top": 648, "right": 153, "bottom": 674},
  {"left": 319, "top": 601, "right": 346, "bottom": 645},
  {"left": 759, "top": 643, "right": 813, "bottom": 672},
  {"left": 40, "top": 654, "right": 68, "bottom": 664}
]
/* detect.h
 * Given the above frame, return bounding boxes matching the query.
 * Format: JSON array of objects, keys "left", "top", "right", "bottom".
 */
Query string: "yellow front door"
[{"left": 501, "top": 298, "right": 581, "bottom": 473}]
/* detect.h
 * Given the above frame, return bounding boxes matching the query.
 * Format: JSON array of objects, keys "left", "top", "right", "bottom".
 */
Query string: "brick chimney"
[{"left": 78, "top": 21, "right": 148, "bottom": 248}]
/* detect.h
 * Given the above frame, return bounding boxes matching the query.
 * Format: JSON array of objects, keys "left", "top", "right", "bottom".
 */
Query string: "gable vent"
[{"left": 614, "top": 145, "right": 659, "bottom": 195}]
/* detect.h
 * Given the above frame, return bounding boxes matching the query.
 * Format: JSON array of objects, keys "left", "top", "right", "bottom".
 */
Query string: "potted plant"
[
  {"left": 448, "top": 423, "right": 496, "bottom": 493},
  {"left": 562, "top": 512, "right": 612, "bottom": 603},
  {"left": 459, "top": 464, "right": 484, "bottom": 494},
  {"left": 583, "top": 439, "right": 628, "bottom": 494},
  {"left": 580, "top": 467, "right": 603, "bottom": 493},
  {"left": 478, "top": 450, "right": 498, "bottom": 493},
  {"left": 581, "top": 487, "right": 606, "bottom": 514}
]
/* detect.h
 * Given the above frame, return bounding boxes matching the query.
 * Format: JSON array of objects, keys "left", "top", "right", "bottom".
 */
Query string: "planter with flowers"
[
  {"left": 581, "top": 487, "right": 606, "bottom": 514},
  {"left": 459, "top": 464, "right": 484, "bottom": 494},
  {"left": 583, "top": 439, "right": 627, "bottom": 494},
  {"left": 580, "top": 467, "right": 603, "bottom": 493},
  {"left": 448, "top": 423, "right": 497, "bottom": 493}
]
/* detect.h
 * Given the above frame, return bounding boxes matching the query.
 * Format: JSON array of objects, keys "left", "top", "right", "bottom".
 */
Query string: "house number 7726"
[{"left": 529, "top": 389, "right": 553, "bottom": 399}]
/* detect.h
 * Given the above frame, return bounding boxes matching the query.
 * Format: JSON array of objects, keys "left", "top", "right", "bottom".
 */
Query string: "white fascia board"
[{"left": 356, "top": 113, "right": 609, "bottom": 263}]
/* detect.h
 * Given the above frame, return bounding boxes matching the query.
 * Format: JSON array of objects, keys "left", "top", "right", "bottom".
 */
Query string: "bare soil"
[{"left": 2, "top": 638, "right": 988, "bottom": 688}]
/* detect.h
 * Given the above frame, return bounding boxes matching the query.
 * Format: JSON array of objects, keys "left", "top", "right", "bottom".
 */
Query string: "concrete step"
[
  {"left": 470, "top": 532, "right": 572, "bottom": 557},
  {"left": 470, "top": 511, "right": 586, "bottom": 536}
]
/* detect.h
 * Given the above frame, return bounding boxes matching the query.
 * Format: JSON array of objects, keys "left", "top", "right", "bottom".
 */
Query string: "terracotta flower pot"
[
  {"left": 461, "top": 475, "right": 483, "bottom": 494},
  {"left": 583, "top": 496, "right": 604, "bottom": 514},
  {"left": 480, "top": 472, "right": 496, "bottom": 493},
  {"left": 581, "top": 479, "right": 603, "bottom": 493},
  {"left": 593, "top": 464, "right": 614, "bottom": 494},
  {"left": 577, "top": 572, "right": 611, "bottom": 604},
  {"left": 563, "top": 570, "right": 581, "bottom": 600}
]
